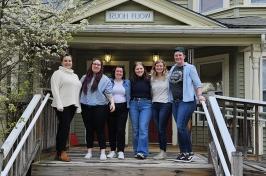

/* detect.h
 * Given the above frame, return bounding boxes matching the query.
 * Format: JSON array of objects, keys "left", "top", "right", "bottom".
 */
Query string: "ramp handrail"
[
  {"left": 202, "top": 96, "right": 244, "bottom": 176},
  {"left": 202, "top": 101, "right": 231, "bottom": 176},
  {"left": 0, "top": 93, "right": 51, "bottom": 176},
  {"left": 0, "top": 95, "right": 42, "bottom": 158},
  {"left": 208, "top": 97, "right": 236, "bottom": 162}
]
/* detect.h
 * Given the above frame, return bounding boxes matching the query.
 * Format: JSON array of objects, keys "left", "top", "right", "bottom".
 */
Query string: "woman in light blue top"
[
  {"left": 169, "top": 47, "right": 205, "bottom": 163},
  {"left": 80, "top": 58, "right": 115, "bottom": 161}
]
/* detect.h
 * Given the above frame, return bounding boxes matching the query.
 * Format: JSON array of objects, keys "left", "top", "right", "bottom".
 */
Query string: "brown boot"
[
  {"left": 59, "top": 151, "right": 71, "bottom": 162},
  {"left": 54, "top": 151, "right": 60, "bottom": 161}
]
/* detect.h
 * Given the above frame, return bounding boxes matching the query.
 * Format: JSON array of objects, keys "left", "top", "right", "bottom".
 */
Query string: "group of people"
[{"left": 50, "top": 47, "right": 205, "bottom": 163}]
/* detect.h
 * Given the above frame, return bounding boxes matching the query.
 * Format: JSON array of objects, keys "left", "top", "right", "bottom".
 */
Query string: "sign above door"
[{"left": 106, "top": 11, "right": 154, "bottom": 22}]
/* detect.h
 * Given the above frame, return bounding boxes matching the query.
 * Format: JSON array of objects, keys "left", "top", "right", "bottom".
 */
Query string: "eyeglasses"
[{"left": 92, "top": 63, "right": 101, "bottom": 66}]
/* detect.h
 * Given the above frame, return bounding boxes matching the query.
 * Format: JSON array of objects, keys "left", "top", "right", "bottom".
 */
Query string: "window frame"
[
  {"left": 260, "top": 57, "right": 266, "bottom": 111},
  {"left": 193, "top": 54, "right": 229, "bottom": 126},
  {"left": 244, "top": 0, "right": 266, "bottom": 5},
  {"left": 193, "top": 0, "right": 230, "bottom": 14}
]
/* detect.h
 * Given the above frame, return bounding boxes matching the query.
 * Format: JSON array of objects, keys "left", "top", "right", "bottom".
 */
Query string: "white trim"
[{"left": 193, "top": 0, "right": 200, "bottom": 12}]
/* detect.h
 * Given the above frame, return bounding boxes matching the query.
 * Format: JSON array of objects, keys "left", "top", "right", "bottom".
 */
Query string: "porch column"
[
  {"left": 251, "top": 45, "right": 260, "bottom": 101},
  {"left": 251, "top": 44, "right": 263, "bottom": 155}
]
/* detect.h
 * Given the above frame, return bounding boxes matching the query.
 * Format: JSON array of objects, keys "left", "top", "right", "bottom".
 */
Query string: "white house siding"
[
  {"left": 86, "top": 1, "right": 186, "bottom": 25},
  {"left": 236, "top": 53, "right": 245, "bottom": 98}
]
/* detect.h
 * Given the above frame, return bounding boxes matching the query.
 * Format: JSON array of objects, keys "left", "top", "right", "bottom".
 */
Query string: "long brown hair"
[
  {"left": 150, "top": 59, "right": 168, "bottom": 81},
  {"left": 82, "top": 58, "right": 103, "bottom": 94},
  {"left": 131, "top": 62, "right": 149, "bottom": 82}
]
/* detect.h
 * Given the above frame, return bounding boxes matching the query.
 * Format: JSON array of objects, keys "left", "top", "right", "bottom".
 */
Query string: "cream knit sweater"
[{"left": 51, "top": 66, "right": 82, "bottom": 113}]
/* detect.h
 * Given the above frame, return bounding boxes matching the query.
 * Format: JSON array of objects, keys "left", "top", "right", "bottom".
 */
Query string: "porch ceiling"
[
  {"left": 69, "top": 43, "right": 182, "bottom": 50},
  {"left": 70, "top": 25, "right": 263, "bottom": 48}
]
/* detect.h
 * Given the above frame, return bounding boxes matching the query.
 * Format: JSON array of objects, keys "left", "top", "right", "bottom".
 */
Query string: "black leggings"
[
  {"left": 81, "top": 104, "right": 109, "bottom": 149},
  {"left": 55, "top": 105, "right": 76, "bottom": 152},
  {"left": 107, "top": 103, "right": 128, "bottom": 152}
]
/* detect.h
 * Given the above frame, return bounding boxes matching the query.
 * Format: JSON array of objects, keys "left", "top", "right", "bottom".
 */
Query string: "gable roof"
[{"left": 70, "top": 0, "right": 226, "bottom": 27}]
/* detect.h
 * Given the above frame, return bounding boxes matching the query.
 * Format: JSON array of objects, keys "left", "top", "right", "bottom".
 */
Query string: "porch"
[
  {"left": 1, "top": 93, "right": 266, "bottom": 176},
  {"left": 31, "top": 146, "right": 265, "bottom": 176}
]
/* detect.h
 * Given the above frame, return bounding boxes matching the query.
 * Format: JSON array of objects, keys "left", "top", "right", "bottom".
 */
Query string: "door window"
[{"left": 200, "top": 62, "right": 223, "bottom": 95}]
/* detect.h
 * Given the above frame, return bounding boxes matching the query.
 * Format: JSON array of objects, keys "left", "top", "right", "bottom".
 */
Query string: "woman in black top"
[{"left": 129, "top": 62, "right": 152, "bottom": 159}]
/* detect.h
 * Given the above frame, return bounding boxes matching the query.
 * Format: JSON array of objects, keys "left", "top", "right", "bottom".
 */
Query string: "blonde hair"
[{"left": 151, "top": 59, "right": 168, "bottom": 81}]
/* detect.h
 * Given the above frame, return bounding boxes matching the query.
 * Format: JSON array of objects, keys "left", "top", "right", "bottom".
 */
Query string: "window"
[
  {"left": 200, "top": 0, "right": 223, "bottom": 13},
  {"left": 251, "top": 0, "right": 266, "bottom": 3},
  {"left": 263, "top": 60, "right": 266, "bottom": 111}
]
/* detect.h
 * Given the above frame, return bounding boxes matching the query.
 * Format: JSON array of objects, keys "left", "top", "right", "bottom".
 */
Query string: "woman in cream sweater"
[{"left": 51, "top": 54, "right": 82, "bottom": 162}]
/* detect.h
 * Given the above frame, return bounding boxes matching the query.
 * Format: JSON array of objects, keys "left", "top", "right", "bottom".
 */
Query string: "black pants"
[
  {"left": 107, "top": 103, "right": 128, "bottom": 152},
  {"left": 55, "top": 105, "right": 76, "bottom": 153},
  {"left": 81, "top": 104, "right": 109, "bottom": 149}
]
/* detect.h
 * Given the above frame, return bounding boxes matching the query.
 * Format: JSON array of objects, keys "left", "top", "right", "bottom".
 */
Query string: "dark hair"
[
  {"left": 82, "top": 58, "right": 103, "bottom": 94},
  {"left": 60, "top": 54, "right": 72, "bottom": 62},
  {"left": 174, "top": 47, "right": 186, "bottom": 55},
  {"left": 111, "top": 66, "right": 126, "bottom": 80},
  {"left": 131, "top": 62, "right": 149, "bottom": 82}
]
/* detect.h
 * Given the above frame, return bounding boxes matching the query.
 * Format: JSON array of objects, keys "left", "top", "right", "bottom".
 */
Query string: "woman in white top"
[
  {"left": 51, "top": 54, "right": 82, "bottom": 162},
  {"left": 150, "top": 59, "right": 172, "bottom": 160},
  {"left": 107, "top": 66, "right": 130, "bottom": 160}
]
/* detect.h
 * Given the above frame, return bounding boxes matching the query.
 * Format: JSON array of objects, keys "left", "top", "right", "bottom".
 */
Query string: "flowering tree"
[{"left": 0, "top": 0, "right": 88, "bottom": 139}]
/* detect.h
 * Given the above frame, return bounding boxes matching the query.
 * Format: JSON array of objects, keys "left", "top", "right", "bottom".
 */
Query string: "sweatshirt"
[{"left": 51, "top": 66, "right": 82, "bottom": 113}]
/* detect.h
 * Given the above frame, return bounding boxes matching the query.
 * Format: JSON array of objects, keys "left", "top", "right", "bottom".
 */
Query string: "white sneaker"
[
  {"left": 117, "top": 152, "right": 125, "bottom": 160},
  {"left": 84, "top": 152, "right": 92, "bottom": 159},
  {"left": 107, "top": 151, "right": 117, "bottom": 158},
  {"left": 100, "top": 153, "right": 107, "bottom": 160},
  {"left": 153, "top": 150, "right": 166, "bottom": 160}
]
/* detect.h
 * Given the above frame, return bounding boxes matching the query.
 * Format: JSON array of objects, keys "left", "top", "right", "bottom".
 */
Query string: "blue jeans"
[
  {"left": 172, "top": 100, "right": 196, "bottom": 153},
  {"left": 129, "top": 99, "right": 152, "bottom": 157},
  {"left": 152, "top": 102, "right": 172, "bottom": 151}
]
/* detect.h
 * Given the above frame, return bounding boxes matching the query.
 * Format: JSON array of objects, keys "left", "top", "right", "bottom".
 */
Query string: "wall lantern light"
[
  {"left": 104, "top": 53, "right": 111, "bottom": 62},
  {"left": 152, "top": 53, "right": 160, "bottom": 62}
]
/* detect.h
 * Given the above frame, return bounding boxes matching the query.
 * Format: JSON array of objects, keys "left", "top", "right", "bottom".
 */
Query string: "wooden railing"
[
  {"left": 214, "top": 95, "right": 266, "bottom": 160},
  {"left": 0, "top": 93, "right": 57, "bottom": 176},
  {"left": 205, "top": 97, "right": 243, "bottom": 176}
]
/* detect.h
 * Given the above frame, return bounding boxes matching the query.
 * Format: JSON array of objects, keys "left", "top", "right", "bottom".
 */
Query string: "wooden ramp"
[{"left": 32, "top": 147, "right": 214, "bottom": 176}]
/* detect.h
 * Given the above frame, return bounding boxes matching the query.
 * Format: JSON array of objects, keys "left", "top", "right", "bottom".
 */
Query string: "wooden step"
[{"left": 31, "top": 148, "right": 214, "bottom": 176}]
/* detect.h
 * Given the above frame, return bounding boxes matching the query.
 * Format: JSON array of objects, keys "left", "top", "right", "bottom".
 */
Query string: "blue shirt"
[
  {"left": 110, "top": 79, "right": 131, "bottom": 108},
  {"left": 168, "top": 63, "right": 202, "bottom": 102},
  {"left": 80, "top": 74, "right": 112, "bottom": 106}
]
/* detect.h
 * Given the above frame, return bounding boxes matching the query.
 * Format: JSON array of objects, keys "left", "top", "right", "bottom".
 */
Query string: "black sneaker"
[
  {"left": 189, "top": 152, "right": 194, "bottom": 157},
  {"left": 174, "top": 153, "right": 193, "bottom": 163},
  {"left": 136, "top": 153, "right": 146, "bottom": 160}
]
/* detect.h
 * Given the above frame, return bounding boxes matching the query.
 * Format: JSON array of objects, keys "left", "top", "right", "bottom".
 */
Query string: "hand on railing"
[{"left": 198, "top": 95, "right": 206, "bottom": 103}]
